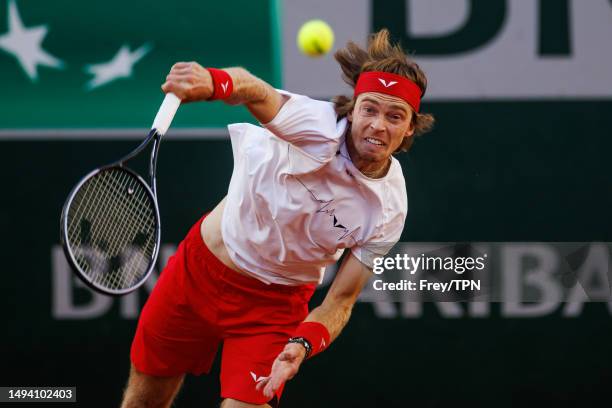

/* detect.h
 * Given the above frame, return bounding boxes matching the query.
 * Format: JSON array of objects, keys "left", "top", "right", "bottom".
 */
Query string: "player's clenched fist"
[{"left": 162, "top": 62, "right": 213, "bottom": 102}]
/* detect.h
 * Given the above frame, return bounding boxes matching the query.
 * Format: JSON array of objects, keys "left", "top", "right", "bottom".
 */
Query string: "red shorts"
[{"left": 131, "top": 215, "right": 316, "bottom": 405}]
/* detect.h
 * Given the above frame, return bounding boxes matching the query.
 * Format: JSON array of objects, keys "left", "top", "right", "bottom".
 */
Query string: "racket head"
[{"left": 60, "top": 165, "right": 161, "bottom": 296}]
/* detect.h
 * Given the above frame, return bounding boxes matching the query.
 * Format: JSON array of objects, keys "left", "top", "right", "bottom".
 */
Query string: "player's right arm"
[{"left": 161, "top": 62, "right": 287, "bottom": 124}]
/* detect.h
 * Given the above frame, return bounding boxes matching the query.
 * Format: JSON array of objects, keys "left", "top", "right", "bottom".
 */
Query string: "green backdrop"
[{"left": 0, "top": 0, "right": 278, "bottom": 129}]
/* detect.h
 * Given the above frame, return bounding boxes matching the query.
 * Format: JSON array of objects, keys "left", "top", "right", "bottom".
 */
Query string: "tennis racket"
[{"left": 60, "top": 93, "right": 181, "bottom": 296}]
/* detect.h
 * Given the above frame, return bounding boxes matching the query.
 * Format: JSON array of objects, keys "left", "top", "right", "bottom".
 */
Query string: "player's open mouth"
[{"left": 365, "top": 137, "right": 385, "bottom": 146}]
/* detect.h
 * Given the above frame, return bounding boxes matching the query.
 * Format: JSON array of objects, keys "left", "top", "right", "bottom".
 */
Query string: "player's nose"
[{"left": 369, "top": 115, "right": 386, "bottom": 131}]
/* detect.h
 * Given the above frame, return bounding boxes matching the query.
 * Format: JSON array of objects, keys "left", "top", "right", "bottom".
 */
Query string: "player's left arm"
[
  {"left": 304, "top": 252, "right": 371, "bottom": 341},
  {"left": 258, "top": 253, "right": 371, "bottom": 398}
]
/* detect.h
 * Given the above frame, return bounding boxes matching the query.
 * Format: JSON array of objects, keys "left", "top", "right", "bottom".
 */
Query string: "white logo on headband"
[{"left": 378, "top": 79, "right": 398, "bottom": 88}]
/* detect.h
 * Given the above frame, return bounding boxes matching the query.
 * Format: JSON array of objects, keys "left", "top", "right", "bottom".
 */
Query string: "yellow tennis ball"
[{"left": 297, "top": 19, "right": 334, "bottom": 57}]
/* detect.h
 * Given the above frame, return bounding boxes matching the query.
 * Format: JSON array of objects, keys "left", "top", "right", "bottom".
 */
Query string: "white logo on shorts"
[{"left": 250, "top": 371, "right": 266, "bottom": 383}]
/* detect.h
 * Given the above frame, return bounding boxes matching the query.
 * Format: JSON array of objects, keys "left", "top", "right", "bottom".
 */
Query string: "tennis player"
[{"left": 121, "top": 29, "right": 434, "bottom": 408}]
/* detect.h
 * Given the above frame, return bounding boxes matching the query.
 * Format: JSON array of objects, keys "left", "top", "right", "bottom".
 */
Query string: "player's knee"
[
  {"left": 121, "top": 392, "right": 169, "bottom": 408},
  {"left": 121, "top": 365, "right": 184, "bottom": 408},
  {"left": 121, "top": 385, "right": 178, "bottom": 408},
  {"left": 220, "top": 399, "right": 272, "bottom": 408}
]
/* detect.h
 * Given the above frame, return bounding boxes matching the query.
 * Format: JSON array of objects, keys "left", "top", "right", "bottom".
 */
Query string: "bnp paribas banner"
[
  {"left": 0, "top": 0, "right": 279, "bottom": 129},
  {"left": 283, "top": 0, "right": 612, "bottom": 99}
]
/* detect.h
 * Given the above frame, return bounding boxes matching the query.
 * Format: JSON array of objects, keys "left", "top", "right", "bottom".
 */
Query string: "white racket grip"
[{"left": 152, "top": 93, "right": 181, "bottom": 135}]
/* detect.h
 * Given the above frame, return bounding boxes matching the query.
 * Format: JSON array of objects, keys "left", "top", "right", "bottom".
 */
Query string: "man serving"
[{"left": 121, "top": 29, "right": 434, "bottom": 408}]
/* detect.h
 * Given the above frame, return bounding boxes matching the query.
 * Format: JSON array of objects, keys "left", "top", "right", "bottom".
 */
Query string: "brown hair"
[{"left": 333, "top": 29, "right": 434, "bottom": 152}]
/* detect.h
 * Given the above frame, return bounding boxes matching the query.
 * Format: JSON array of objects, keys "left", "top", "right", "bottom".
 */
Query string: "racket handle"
[{"left": 152, "top": 93, "right": 181, "bottom": 136}]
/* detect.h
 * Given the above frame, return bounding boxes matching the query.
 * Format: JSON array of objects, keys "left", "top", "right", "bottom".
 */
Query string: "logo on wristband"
[{"left": 221, "top": 81, "right": 229, "bottom": 95}]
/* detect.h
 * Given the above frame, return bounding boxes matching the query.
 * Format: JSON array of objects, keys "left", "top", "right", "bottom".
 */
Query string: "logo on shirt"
[
  {"left": 317, "top": 201, "right": 357, "bottom": 241},
  {"left": 292, "top": 176, "right": 359, "bottom": 244}
]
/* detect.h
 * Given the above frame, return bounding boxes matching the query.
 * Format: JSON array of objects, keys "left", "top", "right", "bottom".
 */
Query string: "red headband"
[{"left": 354, "top": 71, "right": 422, "bottom": 112}]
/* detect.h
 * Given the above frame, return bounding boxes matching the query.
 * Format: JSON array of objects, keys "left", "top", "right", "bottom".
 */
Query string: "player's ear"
[
  {"left": 405, "top": 111, "right": 416, "bottom": 137},
  {"left": 405, "top": 125, "right": 415, "bottom": 138}
]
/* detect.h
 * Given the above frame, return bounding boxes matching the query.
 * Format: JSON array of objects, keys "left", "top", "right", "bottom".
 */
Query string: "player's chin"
[{"left": 360, "top": 144, "right": 389, "bottom": 160}]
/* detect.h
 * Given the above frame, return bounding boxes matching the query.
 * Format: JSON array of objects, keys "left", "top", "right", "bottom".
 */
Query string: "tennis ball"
[{"left": 297, "top": 19, "right": 334, "bottom": 57}]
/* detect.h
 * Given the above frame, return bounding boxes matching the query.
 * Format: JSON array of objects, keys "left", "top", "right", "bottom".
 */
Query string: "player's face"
[{"left": 348, "top": 92, "right": 414, "bottom": 167}]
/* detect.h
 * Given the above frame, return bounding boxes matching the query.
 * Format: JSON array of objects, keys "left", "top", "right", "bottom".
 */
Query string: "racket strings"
[
  {"left": 75, "top": 171, "right": 154, "bottom": 289},
  {"left": 90, "top": 171, "right": 148, "bottom": 289},
  {"left": 66, "top": 168, "right": 158, "bottom": 291},
  {"left": 105, "top": 174, "right": 153, "bottom": 289},
  {"left": 98, "top": 169, "right": 156, "bottom": 289},
  {"left": 85, "top": 171, "right": 137, "bottom": 289}
]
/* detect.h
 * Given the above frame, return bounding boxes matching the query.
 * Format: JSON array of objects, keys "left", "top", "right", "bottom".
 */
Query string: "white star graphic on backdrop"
[
  {"left": 84, "top": 43, "right": 152, "bottom": 90},
  {"left": 0, "top": 0, "right": 64, "bottom": 81}
]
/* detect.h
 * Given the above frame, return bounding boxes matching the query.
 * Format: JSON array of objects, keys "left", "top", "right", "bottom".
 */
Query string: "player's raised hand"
[
  {"left": 256, "top": 343, "right": 307, "bottom": 399},
  {"left": 161, "top": 62, "right": 213, "bottom": 102}
]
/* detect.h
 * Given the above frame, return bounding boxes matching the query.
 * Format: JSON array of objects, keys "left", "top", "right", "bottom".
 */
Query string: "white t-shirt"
[{"left": 221, "top": 90, "right": 408, "bottom": 285}]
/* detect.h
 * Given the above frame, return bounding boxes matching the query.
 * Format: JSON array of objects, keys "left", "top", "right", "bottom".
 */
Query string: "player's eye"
[{"left": 362, "top": 106, "right": 376, "bottom": 114}]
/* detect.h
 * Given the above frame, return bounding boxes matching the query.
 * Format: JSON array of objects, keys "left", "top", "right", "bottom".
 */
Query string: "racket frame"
[{"left": 60, "top": 129, "right": 162, "bottom": 296}]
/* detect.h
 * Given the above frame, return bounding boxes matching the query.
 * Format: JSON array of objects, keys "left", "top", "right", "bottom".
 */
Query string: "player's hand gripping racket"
[{"left": 60, "top": 93, "right": 181, "bottom": 296}]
